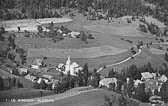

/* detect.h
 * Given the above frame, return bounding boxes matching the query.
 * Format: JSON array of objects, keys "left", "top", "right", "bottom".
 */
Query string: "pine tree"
[
  {"left": 83, "top": 63, "right": 89, "bottom": 86},
  {"left": 0, "top": 76, "right": 4, "bottom": 91},
  {"left": 108, "top": 69, "right": 115, "bottom": 78}
]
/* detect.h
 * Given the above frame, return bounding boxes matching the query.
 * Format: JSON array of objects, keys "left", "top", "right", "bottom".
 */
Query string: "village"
[{"left": 1, "top": 0, "right": 168, "bottom": 106}]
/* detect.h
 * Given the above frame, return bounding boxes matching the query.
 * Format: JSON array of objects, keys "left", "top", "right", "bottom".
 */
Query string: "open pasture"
[{"left": 27, "top": 45, "right": 128, "bottom": 58}]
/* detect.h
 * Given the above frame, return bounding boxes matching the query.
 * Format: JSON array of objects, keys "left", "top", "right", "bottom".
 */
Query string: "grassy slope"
[
  {"left": 0, "top": 88, "right": 54, "bottom": 100},
  {"left": 0, "top": 69, "right": 34, "bottom": 88},
  {"left": 31, "top": 88, "right": 146, "bottom": 106}
]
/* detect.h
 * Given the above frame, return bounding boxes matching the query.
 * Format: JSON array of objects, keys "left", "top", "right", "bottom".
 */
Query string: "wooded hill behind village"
[{"left": 0, "top": 0, "right": 168, "bottom": 21}]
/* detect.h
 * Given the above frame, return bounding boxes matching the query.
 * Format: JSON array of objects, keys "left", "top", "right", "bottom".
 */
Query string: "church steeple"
[{"left": 65, "top": 56, "right": 71, "bottom": 72}]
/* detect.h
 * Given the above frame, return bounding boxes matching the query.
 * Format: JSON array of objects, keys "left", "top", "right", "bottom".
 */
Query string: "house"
[
  {"left": 144, "top": 79, "right": 159, "bottom": 91},
  {"left": 58, "top": 63, "right": 65, "bottom": 69},
  {"left": 141, "top": 72, "right": 154, "bottom": 80},
  {"left": 99, "top": 78, "right": 118, "bottom": 88},
  {"left": 41, "top": 67, "right": 53, "bottom": 72},
  {"left": 42, "top": 74, "right": 54, "bottom": 80},
  {"left": 18, "top": 68, "right": 28, "bottom": 75},
  {"left": 134, "top": 79, "right": 143, "bottom": 87},
  {"left": 24, "top": 74, "right": 36, "bottom": 82},
  {"left": 31, "top": 58, "right": 43, "bottom": 69},
  {"left": 68, "top": 31, "right": 81, "bottom": 38},
  {"left": 159, "top": 75, "right": 167, "bottom": 82}
]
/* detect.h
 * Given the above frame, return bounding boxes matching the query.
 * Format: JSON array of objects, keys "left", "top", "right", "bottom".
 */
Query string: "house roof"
[
  {"left": 42, "top": 74, "right": 53, "bottom": 80},
  {"left": 141, "top": 72, "right": 153, "bottom": 79},
  {"left": 159, "top": 75, "right": 167, "bottom": 82},
  {"left": 144, "top": 79, "right": 159, "bottom": 90},
  {"left": 18, "top": 68, "right": 28, "bottom": 73},
  {"left": 24, "top": 74, "right": 36, "bottom": 82},
  {"left": 134, "top": 80, "right": 143, "bottom": 86}
]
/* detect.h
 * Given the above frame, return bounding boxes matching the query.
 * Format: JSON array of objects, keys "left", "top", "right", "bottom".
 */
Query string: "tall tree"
[{"left": 83, "top": 63, "right": 89, "bottom": 86}]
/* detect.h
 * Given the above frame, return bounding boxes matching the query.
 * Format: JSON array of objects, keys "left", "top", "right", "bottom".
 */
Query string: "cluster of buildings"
[
  {"left": 20, "top": 56, "right": 82, "bottom": 90},
  {"left": 99, "top": 71, "right": 167, "bottom": 104}
]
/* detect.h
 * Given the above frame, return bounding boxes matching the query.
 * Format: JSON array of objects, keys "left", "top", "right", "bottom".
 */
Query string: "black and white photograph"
[{"left": 0, "top": 0, "right": 168, "bottom": 106}]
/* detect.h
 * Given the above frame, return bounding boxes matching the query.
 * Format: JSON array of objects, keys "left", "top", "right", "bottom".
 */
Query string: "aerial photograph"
[{"left": 0, "top": 0, "right": 168, "bottom": 106}]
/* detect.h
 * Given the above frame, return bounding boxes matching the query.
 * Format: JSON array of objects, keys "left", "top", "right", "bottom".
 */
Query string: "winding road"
[{"left": 97, "top": 46, "right": 142, "bottom": 72}]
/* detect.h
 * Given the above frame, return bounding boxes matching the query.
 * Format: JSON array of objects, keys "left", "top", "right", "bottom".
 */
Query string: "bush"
[
  {"left": 17, "top": 81, "right": 24, "bottom": 88},
  {"left": 126, "top": 40, "right": 133, "bottom": 43},
  {"left": 33, "top": 82, "right": 40, "bottom": 89},
  {"left": 160, "top": 38, "right": 164, "bottom": 42}
]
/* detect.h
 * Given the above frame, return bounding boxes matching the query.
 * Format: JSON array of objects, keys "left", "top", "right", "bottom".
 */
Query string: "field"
[
  {"left": 27, "top": 45, "right": 127, "bottom": 58},
  {"left": 0, "top": 69, "right": 34, "bottom": 88},
  {"left": 0, "top": 88, "right": 54, "bottom": 100},
  {"left": 0, "top": 88, "right": 149, "bottom": 106},
  {"left": 0, "top": 18, "right": 73, "bottom": 32}
]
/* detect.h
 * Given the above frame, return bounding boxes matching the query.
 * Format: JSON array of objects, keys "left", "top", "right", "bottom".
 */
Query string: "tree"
[
  {"left": 39, "top": 79, "right": 47, "bottom": 89},
  {"left": 118, "top": 95, "right": 129, "bottom": 106},
  {"left": 0, "top": 76, "right": 4, "bottom": 90},
  {"left": 0, "top": 32, "right": 4, "bottom": 41},
  {"left": 108, "top": 69, "right": 115, "bottom": 78},
  {"left": 109, "top": 83, "right": 115, "bottom": 91},
  {"left": 37, "top": 25, "right": 43, "bottom": 33},
  {"left": 83, "top": 63, "right": 89, "bottom": 86},
  {"left": 102, "top": 95, "right": 115, "bottom": 106},
  {"left": 33, "top": 82, "right": 40, "bottom": 89},
  {"left": 127, "top": 64, "right": 141, "bottom": 80},
  {"left": 0, "top": 27, "right": 5, "bottom": 34},
  {"left": 8, "top": 34, "right": 16, "bottom": 49},
  {"left": 164, "top": 52, "right": 168, "bottom": 62},
  {"left": 78, "top": 72, "right": 84, "bottom": 87},
  {"left": 17, "top": 80, "right": 24, "bottom": 88},
  {"left": 134, "top": 83, "right": 147, "bottom": 102},
  {"left": 116, "top": 80, "right": 122, "bottom": 93}
]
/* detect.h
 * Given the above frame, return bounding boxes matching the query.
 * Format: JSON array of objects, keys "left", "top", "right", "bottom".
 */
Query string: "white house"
[
  {"left": 134, "top": 79, "right": 143, "bottom": 87},
  {"left": 42, "top": 74, "right": 54, "bottom": 80},
  {"left": 18, "top": 68, "right": 28, "bottom": 75},
  {"left": 31, "top": 58, "right": 43, "bottom": 69},
  {"left": 159, "top": 75, "right": 167, "bottom": 82},
  {"left": 99, "top": 78, "right": 118, "bottom": 88},
  {"left": 24, "top": 74, "right": 36, "bottom": 82},
  {"left": 141, "top": 72, "right": 154, "bottom": 80}
]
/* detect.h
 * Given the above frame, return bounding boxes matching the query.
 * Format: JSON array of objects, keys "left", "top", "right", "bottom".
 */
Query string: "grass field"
[
  {"left": 31, "top": 88, "right": 146, "bottom": 106},
  {"left": 0, "top": 69, "right": 34, "bottom": 88},
  {"left": 27, "top": 45, "right": 127, "bottom": 58},
  {"left": 1, "top": 18, "right": 73, "bottom": 32},
  {"left": 83, "top": 25, "right": 150, "bottom": 37},
  {"left": 0, "top": 88, "right": 54, "bottom": 100}
]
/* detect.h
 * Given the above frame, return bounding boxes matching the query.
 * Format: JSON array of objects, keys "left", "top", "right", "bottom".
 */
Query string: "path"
[{"left": 97, "top": 46, "right": 142, "bottom": 72}]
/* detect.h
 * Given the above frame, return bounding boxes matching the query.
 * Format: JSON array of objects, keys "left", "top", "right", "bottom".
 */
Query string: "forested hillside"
[{"left": 0, "top": 0, "right": 93, "bottom": 20}]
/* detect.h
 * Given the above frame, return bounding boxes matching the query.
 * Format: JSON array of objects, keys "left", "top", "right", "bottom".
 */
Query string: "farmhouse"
[
  {"left": 158, "top": 75, "right": 167, "bottom": 82},
  {"left": 141, "top": 72, "right": 155, "bottom": 80},
  {"left": 30, "top": 58, "right": 43, "bottom": 69},
  {"left": 18, "top": 67, "right": 28, "bottom": 75},
  {"left": 24, "top": 74, "right": 37, "bottom": 82}
]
